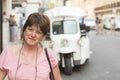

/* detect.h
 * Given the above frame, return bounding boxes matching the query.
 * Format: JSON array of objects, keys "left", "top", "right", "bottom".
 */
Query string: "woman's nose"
[{"left": 31, "top": 31, "right": 36, "bottom": 37}]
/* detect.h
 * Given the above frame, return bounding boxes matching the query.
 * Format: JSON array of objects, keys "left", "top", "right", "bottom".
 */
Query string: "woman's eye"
[
  {"left": 28, "top": 28, "right": 33, "bottom": 31},
  {"left": 36, "top": 31, "right": 42, "bottom": 34}
]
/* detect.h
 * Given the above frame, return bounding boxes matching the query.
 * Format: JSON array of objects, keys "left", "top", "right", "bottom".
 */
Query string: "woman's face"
[{"left": 23, "top": 25, "right": 44, "bottom": 46}]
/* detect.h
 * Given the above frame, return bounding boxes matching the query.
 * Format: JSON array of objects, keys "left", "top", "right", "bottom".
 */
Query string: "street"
[{"left": 61, "top": 30, "right": 120, "bottom": 80}]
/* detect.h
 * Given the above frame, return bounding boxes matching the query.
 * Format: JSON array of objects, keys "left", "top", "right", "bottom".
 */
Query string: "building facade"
[{"left": 94, "top": 0, "right": 120, "bottom": 16}]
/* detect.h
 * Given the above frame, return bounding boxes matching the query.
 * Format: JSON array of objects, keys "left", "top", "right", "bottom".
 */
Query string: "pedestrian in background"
[
  {"left": 2, "top": 11, "right": 8, "bottom": 22},
  {"left": 2, "top": 11, "right": 9, "bottom": 48},
  {"left": 8, "top": 14, "right": 18, "bottom": 42},
  {"left": 99, "top": 18, "right": 106, "bottom": 35},
  {"left": 95, "top": 16, "right": 101, "bottom": 35},
  {"left": 0, "top": 12, "right": 61, "bottom": 80},
  {"left": 110, "top": 17, "right": 116, "bottom": 34},
  {"left": 18, "top": 13, "right": 26, "bottom": 40},
  {"left": 19, "top": 13, "right": 26, "bottom": 29}
]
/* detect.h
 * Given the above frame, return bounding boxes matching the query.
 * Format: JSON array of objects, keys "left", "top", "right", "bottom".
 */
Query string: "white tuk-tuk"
[{"left": 43, "top": 6, "right": 91, "bottom": 75}]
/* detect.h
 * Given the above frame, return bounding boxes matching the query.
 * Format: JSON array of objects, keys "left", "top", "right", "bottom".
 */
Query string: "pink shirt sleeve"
[
  {"left": 0, "top": 45, "right": 10, "bottom": 71},
  {"left": 46, "top": 48, "right": 58, "bottom": 68}
]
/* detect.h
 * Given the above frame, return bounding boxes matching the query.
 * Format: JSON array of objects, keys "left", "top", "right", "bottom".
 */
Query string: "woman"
[{"left": 0, "top": 12, "right": 61, "bottom": 80}]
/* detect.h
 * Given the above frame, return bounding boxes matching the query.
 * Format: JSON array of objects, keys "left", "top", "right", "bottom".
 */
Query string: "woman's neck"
[{"left": 21, "top": 43, "right": 39, "bottom": 54}]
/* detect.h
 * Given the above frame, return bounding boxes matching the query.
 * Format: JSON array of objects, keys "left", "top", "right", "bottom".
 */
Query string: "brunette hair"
[{"left": 21, "top": 12, "right": 50, "bottom": 39}]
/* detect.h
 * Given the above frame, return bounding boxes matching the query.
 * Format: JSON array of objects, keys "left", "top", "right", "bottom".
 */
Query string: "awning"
[{"left": 44, "top": 6, "right": 87, "bottom": 18}]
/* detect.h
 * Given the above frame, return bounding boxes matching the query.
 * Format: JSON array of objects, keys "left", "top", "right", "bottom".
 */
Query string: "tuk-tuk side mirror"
[
  {"left": 85, "top": 26, "right": 90, "bottom": 32},
  {"left": 79, "top": 23, "right": 86, "bottom": 30},
  {"left": 79, "top": 23, "right": 90, "bottom": 32}
]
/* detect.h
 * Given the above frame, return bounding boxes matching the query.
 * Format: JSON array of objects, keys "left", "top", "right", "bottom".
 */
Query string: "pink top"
[{"left": 0, "top": 45, "right": 58, "bottom": 80}]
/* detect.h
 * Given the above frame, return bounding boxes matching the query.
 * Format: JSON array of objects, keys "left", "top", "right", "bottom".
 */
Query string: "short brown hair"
[{"left": 21, "top": 12, "right": 50, "bottom": 39}]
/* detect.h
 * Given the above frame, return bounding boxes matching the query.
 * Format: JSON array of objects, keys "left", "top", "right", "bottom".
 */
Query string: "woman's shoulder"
[
  {"left": 0, "top": 45, "right": 13, "bottom": 59},
  {"left": 44, "top": 48, "right": 58, "bottom": 67},
  {"left": 45, "top": 48, "right": 54, "bottom": 54},
  {"left": 46, "top": 48, "right": 52, "bottom": 51},
  {"left": 4, "top": 44, "right": 19, "bottom": 48},
  {"left": 2, "top": 44, "right": 20, "bottom": 54},
  {"left": 3, "top": 45, "right": 13, "bottom": 50},
  {"left": 44, "top": 48, "right": 57, "bottom": 59}
]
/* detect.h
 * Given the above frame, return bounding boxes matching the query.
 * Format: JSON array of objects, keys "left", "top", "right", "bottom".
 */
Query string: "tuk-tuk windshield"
[{"left": 52, "top": 20, "right": 77, "bottom": 35}]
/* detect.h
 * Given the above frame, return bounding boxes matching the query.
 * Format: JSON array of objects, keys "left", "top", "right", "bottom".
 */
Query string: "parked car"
[
  {"left": 102, "top": 14, "right": 120, "bottom": 30},
  {"left": 84, "top": 17, "right": 96, "bottom": 30},
  {"left": 115, "top": 17, "right": 120, "bottom": 30}
]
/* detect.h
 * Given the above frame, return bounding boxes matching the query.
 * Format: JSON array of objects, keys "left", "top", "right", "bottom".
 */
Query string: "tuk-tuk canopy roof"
[{"left": 44, "top": 6, "right": 87, "bottom": 18}]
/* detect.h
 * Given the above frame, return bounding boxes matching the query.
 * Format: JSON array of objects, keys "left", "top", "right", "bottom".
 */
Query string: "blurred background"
[{"left": 1, "top": 0, "right": 120, "bottom": 80}]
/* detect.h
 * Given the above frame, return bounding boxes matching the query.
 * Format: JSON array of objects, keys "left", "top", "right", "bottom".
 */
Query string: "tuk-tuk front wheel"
[{"left": 64, "top": 54, "right": 72, "bottom": 75}]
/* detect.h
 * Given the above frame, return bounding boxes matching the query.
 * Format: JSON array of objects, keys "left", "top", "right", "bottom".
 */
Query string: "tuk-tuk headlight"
[
  {"left": 77, "top": 38, "right": 84, "bottom": 47},
  {"left": 77, "top": 38, "right": 81, "bottom": 46},
  {"left": 49, "top": 40, "right": 55, "bottom": 48},
  {"left": 61, "top": 39, "right": 68, "bottom": 47}
]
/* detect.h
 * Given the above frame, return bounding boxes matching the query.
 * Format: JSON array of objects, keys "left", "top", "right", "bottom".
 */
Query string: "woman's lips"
[{"left": 28, "top": 37, "right": 36, "bottom": 41}]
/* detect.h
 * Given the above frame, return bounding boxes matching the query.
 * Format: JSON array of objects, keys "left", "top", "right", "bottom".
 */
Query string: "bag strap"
[{"left": 44, "top": 48, "right": 55, "bottom": 80}]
